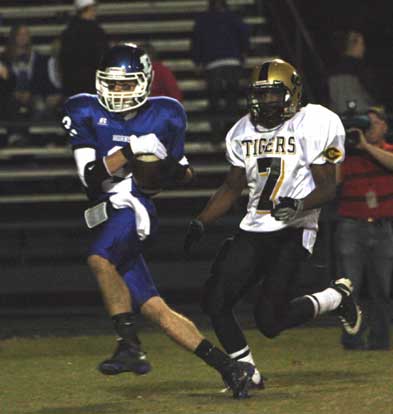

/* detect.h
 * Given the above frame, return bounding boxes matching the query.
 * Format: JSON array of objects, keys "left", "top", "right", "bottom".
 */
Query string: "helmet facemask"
[
  {"left": 96, "top": 66, "right": 152, "bottom": 112},
  {"left": 248, "top": 82, "right": 290, "bottom": 130},
  {"left": 248, "top": 59, "right": 302, "bottom": 130}
]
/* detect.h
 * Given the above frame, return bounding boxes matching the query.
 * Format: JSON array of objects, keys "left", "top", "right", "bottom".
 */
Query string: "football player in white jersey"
[{"left": 184, "top": 59, "right": 362, "bottom": 390}]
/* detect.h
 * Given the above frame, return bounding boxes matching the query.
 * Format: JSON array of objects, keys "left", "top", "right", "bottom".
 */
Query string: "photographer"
[{"left": 336, "top": 106, "right": 393, "bottom": 350}]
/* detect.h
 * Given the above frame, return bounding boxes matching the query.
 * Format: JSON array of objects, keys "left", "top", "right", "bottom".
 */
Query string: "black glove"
[
  {"left": 271, "top": 197, "right": 304, "bottom": 222},
  {"left": 160, "top": 155, "right": 188, "bottom": 186},
  {"left": 184, "top": 219, "right": 205, "bottom": 256}
]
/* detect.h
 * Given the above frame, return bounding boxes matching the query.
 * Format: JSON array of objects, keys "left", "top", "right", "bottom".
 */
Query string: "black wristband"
[
  {"left": 161, "top": 155, "right": 188, "bottom": 182},
  {"left": 121, "top": 145, "right": 133, "bottom": 161}
]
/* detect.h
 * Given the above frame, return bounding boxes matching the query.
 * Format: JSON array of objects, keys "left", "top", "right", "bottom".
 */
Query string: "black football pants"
[{"left": 202, "top": 228, "right": 314, "bottom": 354}]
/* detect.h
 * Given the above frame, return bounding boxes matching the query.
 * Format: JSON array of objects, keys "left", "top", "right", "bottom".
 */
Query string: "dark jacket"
[
  {"left": 0, "top": 50, "right": 48, "bottom": 96},
  {"left": 0, "top": 63, "right": 15, "bottom": 121},
  {"left": 59, "top": 16, "right": 109, "bottom": 97},
  {"left": 191, "top": 10, "right": 250, "bottom": 66}
]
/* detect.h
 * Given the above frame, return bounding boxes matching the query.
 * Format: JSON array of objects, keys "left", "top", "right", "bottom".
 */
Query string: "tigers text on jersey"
[{"left": 226, "top": 104, "right": 345, "bottom": 250}]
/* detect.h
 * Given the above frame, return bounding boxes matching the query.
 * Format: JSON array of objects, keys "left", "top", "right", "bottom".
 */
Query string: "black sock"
[
  {"left": 194, "top": 339, "right": 231, "bottom": 373},
  {"left": 283, "top": 296, "right": 316, "bottom": 329},
  {"left": 112, "top": 312, "right": 140, "bottom": 347},
  {"left": 211, "top": 312, "right": 249, "bottom": 354}
]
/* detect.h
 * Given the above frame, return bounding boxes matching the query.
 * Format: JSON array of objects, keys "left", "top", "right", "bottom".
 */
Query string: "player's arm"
[
  {"left": 184, "top": 166, "right": 246, "bottom": 254},
  {"left": 272, "top": 109, "right": 344, "bottom": 222},
  {"left": 73, "top": 148, "right": 123, "bottom": 194},
  {"left": 303, "top": 163, "right": 337, "bottom": 209},
  {"left": 161, "top": 102, "right": 192, "bottom": 185},
  {"left": 182, "top": 166, "right": 193, "bottom": 183},
  {"left": 336, "top": 163, "right": 342, "bottom": 185},
  {"left": 80, "top": 133, "right": 168, "bottom": 195},
  {"left": 161, "top": 155, "right": 193, "bottom": 185},
  {"left": 271, "top": 162, "right": 336, "bottom": 222},
  {"left": 198, "top": 165, "right": 247, "bottom": 225}
]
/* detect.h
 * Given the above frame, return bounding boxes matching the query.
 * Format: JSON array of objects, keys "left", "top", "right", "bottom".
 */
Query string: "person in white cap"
[
  {"left": 74, "top": 0, "right": 96, "bottom": 16},
  {"left": 59, "top": 0, "right": 108, "bottom": 97}
]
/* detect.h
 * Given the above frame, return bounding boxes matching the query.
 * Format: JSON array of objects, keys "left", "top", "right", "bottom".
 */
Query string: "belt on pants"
[{"left": 342, "top": 216, "right": 392, "bottom": 226}]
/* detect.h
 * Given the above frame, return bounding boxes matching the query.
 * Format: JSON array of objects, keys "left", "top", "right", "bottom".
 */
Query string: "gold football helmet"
[{"left": 247, "top": 58, "right": 302, "bottom": 129}]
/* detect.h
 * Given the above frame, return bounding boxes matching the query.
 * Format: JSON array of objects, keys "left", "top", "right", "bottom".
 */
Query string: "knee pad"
[{"left": 201, "top": 237, "right": 235, "bottom": 317}]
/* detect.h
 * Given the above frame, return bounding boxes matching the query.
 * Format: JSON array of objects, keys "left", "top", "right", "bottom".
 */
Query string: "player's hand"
[
  {"left": 129, "top": 133, "right": 167, "bottom": 159},
  {"left": 184, "top": 219, "right": 205, "bottom": 257},
  {"left": 271, "top": 197, "right": 304, "bottom": 222}
]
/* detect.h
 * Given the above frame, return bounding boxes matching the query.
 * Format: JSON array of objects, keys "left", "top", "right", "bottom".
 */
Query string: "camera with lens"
[{"left": 340, "top": 100, "right": 370, "bottom": 152}]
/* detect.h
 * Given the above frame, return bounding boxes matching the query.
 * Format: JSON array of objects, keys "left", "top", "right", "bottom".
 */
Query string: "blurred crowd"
[
  {"left": 0, "top": 0, "right": 252, "bottom": 147},
  {"left": 0, "top": 0, "right": 390, "bottom": 147}
]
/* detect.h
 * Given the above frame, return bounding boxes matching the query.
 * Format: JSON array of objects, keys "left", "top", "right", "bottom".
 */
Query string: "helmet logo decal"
[{"left": 140, "top": 53, "right": 152, "bottom": 75}]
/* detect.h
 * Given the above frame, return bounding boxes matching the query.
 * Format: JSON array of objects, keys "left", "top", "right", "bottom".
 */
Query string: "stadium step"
[{"left": 0, "top": 0, "right": 274, "bottom": 213}]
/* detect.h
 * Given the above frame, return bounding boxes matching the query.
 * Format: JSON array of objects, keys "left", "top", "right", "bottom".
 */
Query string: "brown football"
[{"left": 132, "top": 153, "right": 162, "bottom": 195}]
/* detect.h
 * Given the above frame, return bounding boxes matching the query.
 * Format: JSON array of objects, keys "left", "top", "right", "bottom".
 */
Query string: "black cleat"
[
  {"left": 332, "top": 278, "right": 362, "bottom": 335},
  {"left": 221, "top": 361, "right": 255, "bottom": 399},
  {"left": 221, "top": 371, "right": 265, "bottom": 393},
  {"left": 98, "top": 340, "right": 151, "bottom": 376}
]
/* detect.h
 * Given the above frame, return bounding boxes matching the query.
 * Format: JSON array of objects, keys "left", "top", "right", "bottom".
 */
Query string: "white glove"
[{"left": 129, "top": 133, "right": 167, "bottom": 160}]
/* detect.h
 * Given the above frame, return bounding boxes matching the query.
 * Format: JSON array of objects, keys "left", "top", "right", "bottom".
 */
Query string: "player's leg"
[
  {"left": 202, "top": 233, "right": 264, "bottom": 388},
  {"left": 88, "top": 254, "right": 132, "bottom": 315},
  {"left": 254, "top": 228, "right": 362, "bottom": 337},
  {"left": 141, "top": 296, "right": 203, "bottom": 348},
  {"left": 141, "top": 294, "right": 255, "bottom": 399},
  {"left": 120, "top": 250, "right": 255, "bottom": 398},
  {"left": 253, "top": 228, "right": 309, "bottom": 338},
  {"left": 88, "top": 206, "right": 154, "bottom": 375},
  {"left": 88, "top": 254, "right": 151, "bottom": 375}
]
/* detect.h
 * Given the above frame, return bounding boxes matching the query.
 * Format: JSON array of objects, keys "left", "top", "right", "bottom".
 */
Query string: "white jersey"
[{"left": 226, "top": 104, "right": 345, "bottom": 252}]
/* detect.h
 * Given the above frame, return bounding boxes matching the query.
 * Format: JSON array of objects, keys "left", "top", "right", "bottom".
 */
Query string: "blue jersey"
[
  {"left": 62, "top": 93, "right": 187, "bottom": 203},
  {"left": 62, "top": 94, "right": 188, "bottom": 310}
]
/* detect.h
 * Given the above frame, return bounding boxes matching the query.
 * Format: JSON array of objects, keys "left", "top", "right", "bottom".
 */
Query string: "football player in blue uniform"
[{"left": 62, "top": 43, "right": 255, "bottom": 398}]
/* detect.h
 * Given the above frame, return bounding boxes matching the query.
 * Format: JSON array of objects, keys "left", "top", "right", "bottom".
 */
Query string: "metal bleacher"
[
  {"left": 0, "top": 0, "right": 275, "bottom": 280},
  {"left": 0, "top": 0, "right": 273, "bottom": 210}
]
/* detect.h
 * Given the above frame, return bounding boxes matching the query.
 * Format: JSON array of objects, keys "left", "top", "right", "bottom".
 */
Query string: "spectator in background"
[
  {"left": 38, "top": 37, "right": 64, "bottom": 121},
  {"left": 336, "top": 106, "right": 393, "bottom": 351},
  {"left": 0, "top": 25, "right": 49, "bottom": 118},
  {"left": 142, "top": 42, "right": 183, "bottom": 101},
  {"left": 0, "top": 61, "right": 15, "bottom": 125},
  {"left": 0, "top": 24, "right": 49, "bottom": 145},
  {"left": 59, "top": 0, "right": 108, "bottom": 98},
  {"left": 191, "top": 0, "right": 250, "bottom": 141},
  {"left": 328, "top": 30, "right": 381, "bottom": 115}
]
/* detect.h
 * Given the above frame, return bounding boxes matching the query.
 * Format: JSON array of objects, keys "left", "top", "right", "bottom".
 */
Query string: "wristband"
[{"left": 121, "top": 145, "right": 133, "bottom": 161}]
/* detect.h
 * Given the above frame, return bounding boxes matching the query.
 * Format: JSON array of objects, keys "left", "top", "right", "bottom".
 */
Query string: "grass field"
[{"left": 1, "top": 326, "right": 393, "bottom": 414}]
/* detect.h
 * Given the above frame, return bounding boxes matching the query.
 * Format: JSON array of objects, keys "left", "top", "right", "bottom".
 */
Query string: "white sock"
[
  {"left": 229, "top": 346, "right": 261, "bottom": 384},
  {"left": 306, "top": 287, "right": 342, "bottom": 316}
]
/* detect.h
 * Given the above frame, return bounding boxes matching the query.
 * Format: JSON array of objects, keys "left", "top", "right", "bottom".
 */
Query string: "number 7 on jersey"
[{"left": 256, "top": 157, "right": 284, "bottom": 213}]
